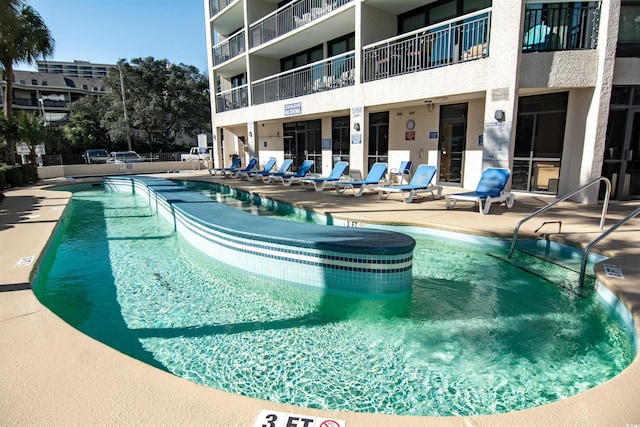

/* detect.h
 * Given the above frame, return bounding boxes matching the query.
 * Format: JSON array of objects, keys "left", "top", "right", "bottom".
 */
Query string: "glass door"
[
  {"left": 438, "top": 104, "right": 467, "bottom": 185},
  {"left": 368, "top": 112, "right": 389, "bottom": 171},
  {"left": 332, "top": 116, "right": 350, "bottom": 166},
  {"left": 603, "top": 109, "right": 640, "bottom": 199},
  {"left": 283, "top": 120, "right": 321, "bottom": 172},
  {"left": 512, "top": 93, "right": 567, "bottom": 194}
]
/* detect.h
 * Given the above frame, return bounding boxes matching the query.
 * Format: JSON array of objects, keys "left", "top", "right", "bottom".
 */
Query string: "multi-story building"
[
  {"left": 36, "top": 59, "right": 114, "bottom": 79},
  {"left": 0, "top": 70, "right": 109, "bottom": 126},
  {"left": 204, "top": 0, "right": 640, "bottom": 202}
]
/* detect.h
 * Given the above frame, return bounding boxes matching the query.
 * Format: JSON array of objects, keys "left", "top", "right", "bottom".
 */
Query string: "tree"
[
  {"left": 100, "top": 57, "right": 210, "bottom": 151},
  {"left": 0, "top": 0, "right": 54, "bottom": 163},
  {"left": 0, "top": 0, "right": 20, "bottom": 29},
  {"left": 15, "top": 111, "right": 44, "bottom": 160},
  {"left": 0, "top": 113, "right": 18, "bottom": 160},
  {"left": 67, "top": 94, "right": 113, "bottom": 152}
]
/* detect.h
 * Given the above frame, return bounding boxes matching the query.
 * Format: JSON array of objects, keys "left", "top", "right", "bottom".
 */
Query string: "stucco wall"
[
  {"left": 37, "top": 161, "right": 209, "bottom": 179},
  {"left": 519, "top": 51, "right": 599, "bottom": 89}
]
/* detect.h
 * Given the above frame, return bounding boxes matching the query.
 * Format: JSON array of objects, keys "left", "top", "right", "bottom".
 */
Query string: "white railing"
[
  {"left": 249, "top": 0, "right": 353, "bottom": 48},
  {"left": 213, "top": 31, "right": 245, "bottom": 66},
  {"left": 362, "top": 8, "right": 491, "bottom": 82},
  {"left": 252, "top": 52, "right": 355, "bottom": 105},
  {"left": 215, "top": 84, "right": 248, "bottom": 112}
]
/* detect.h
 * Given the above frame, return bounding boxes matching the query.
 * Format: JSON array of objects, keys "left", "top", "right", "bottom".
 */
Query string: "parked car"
[
  {"left": 83, "top": 149, "right": 110, "bottom": 164},
  {"left": 108, "top": 151, "right": 145, "bottom": 164}
]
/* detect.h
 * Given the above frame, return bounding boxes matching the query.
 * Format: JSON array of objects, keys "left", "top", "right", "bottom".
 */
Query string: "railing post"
[{"left": 508, "top": 177, "right": 611, "bottom": 259}]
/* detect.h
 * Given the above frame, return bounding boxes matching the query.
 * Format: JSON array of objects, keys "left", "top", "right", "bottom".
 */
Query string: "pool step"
[{"left": 488, "top": 250, "right": 590, "bottom": 297}]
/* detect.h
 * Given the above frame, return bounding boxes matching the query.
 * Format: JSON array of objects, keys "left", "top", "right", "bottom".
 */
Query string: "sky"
[{"left": 22, "top": 0, "right": 209, "bottom": 73}]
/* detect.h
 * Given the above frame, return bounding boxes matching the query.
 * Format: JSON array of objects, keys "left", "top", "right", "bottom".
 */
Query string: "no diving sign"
[{"left": 254, "top": 410, "right": 345, "bottom": 427}]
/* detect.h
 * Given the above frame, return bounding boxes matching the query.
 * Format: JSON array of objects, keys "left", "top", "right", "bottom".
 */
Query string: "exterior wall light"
[{"left": 425, "top": 100, "right": 434, "bottom": 112}]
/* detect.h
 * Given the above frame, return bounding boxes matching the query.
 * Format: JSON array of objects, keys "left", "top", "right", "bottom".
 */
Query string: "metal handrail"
[
  {"left": 508, "top": 176, "right": 611, "bottom": 258},
  {"left": 578, "top": 206, "right": 640, "bottom": 287}
]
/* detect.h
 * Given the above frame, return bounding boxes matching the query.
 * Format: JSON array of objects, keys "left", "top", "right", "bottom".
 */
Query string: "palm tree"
[{"left": 0, "top": 0, "right": 54, "bottom": 163}]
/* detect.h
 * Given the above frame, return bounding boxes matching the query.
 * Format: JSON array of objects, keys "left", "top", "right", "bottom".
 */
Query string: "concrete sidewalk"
[{"left": 1, "top": 174, "right": 639, "bottom": 426}]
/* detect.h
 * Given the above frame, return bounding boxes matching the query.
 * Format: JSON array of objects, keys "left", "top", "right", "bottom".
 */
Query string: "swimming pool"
[{"left": 33, "top": 182, "right": 634, "bottom": 417}]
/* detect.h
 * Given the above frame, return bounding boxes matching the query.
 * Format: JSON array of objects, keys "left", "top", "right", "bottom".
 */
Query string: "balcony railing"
[
  {"left": 213, "top": 31, "right": 246, "bottom": 66},
  {"left": 252, "top": 52, "right": 355, "bottom": 105},
  {"left": 249, "top": 0, "right": 353, "bottom": 49},
  {"left": 209, "top": 0, "right": 235, "bottom": 17},
  {"left": 522, "top": 3, "right": 600, "bottom": 52},
  {"left": 216, "top": 84, "right": 248, "bottom": 113},
  {"left": 362, "top": 9, "right": 491, "bottom": 83},
  {"left": 42, "top": 99, "right": 67, "bottom": 108},
  {"left": 12, "top": 97, "right": 37, "bottom": 106}
]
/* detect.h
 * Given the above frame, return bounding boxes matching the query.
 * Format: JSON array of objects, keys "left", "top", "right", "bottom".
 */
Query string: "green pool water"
[{"left": 33, "top": 184, "right": 634, "bottom": 417}]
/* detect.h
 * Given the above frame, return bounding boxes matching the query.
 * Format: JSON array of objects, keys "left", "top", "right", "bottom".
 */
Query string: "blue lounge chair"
[
  {"left": 227, "top": 158, "right": 258, "bottom": 178},
  {"left": 377, "top": 164, "right": 442, "bottom": 203},
  {"left": 388, "top": 161, "right": 412, "bottom": 184},
  {"left": 333, "top": 162, "right": 388, "bottom": 197},
  {"left": 301, "top": 161, "right": 349, "bottom": 191},
  {"left": 270, "top": 159, "right": 315, "bottom": 186},
  {"left": 445, "top": 167, "right": 515, "bottom": 214},
  {"left": 259, "top": 159, "right": 293, "bottom": 183},
  {"left": 208, "top": 156, "right": 241, "bottom": 176},
  {"left": 238, "top": 157, "right": 276, "bottom": 180}
]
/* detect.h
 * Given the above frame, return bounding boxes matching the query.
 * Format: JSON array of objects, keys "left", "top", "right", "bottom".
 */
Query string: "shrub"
[{"left": 0, "top": 165, "right": 24, "bottom": 187}]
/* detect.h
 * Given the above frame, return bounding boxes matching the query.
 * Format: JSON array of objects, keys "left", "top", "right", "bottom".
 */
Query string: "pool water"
[{"left": 33, "top": 186, "right": 634, "bottom": 417}]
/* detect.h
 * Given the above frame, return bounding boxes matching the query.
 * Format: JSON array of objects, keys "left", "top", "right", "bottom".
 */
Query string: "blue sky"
[{"left": 24, "top": 0, "right": 209, "bottom": 73}]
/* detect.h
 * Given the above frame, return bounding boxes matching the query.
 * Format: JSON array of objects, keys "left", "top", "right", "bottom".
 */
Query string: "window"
[
  {"left": 230, "top": 73, "right": 246, "bottom": 88},
  {"left": 328, "top": 33, "right": 355, "bottom": 56},
  {"left": 399, "top": 0, "right": 491, "bottom": 34},
  {"left": 281, "top": 45, "right": 323, "bottom": 71},
  {"left": 618, "top": 2, "right": 640, "bottom": 57}
]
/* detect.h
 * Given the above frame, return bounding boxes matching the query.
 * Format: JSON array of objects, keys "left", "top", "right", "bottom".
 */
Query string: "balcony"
[
  {"left": 522, "top": 3, "right": 600, "bottom": 52},
  {"left": 362, "top": 9, "right": 491, "bottom": 83},
  {"left": 252, "top": 52, "right": 355, "bottom": 105},
  {"left": 249, "top": 0, "right": 353, "bottom": 49},
  {"left": 209, "top": 0, "right": 235, "bottom": 17},
  {"left": 42, "top": 99, "right": 67, "bottom": 108},
  {"left": 213, "top": 30, "right": 245, "bottom": 66},
  {"left": 12, "top": 97, "right": 36, "bottom": 106},
  {"left": 216, "top": 84, "right": 248, "bottom": 113}
]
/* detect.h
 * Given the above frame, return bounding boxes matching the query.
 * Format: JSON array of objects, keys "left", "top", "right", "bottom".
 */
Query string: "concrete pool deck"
[{"left": 1, "top": 172, "right": 640, "bottom": 426}]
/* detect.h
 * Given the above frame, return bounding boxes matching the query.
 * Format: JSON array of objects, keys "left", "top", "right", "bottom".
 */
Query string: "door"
[
  {"left": 512, "top": 93, "right": 567, "bottom": 194},
  {"left": 603, "top": 109, "right": 640, "bottom": 199},
  {"left": 438, "top": 104, "right": 467, "bottom": 185},
  {"left": 284, "top": 120, "right": 321, "bottom": 172},
  {"left": 368, "top": 112, "right": 389, "bottom": 171}
]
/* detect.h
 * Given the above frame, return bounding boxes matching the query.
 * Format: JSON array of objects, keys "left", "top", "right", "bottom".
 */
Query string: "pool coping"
[{"left": 1, "top": 176, "right": 640, "bottom": 426}]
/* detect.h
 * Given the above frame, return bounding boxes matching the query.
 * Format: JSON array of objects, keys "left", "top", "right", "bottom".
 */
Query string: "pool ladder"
[{"left": 509, "top": 177, "right": 615, "bottom": 288}]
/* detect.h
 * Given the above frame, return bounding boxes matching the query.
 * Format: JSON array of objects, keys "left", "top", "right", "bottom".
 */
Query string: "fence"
[{"left": 40, "top": 152, "right": 189, "bottom": 166}]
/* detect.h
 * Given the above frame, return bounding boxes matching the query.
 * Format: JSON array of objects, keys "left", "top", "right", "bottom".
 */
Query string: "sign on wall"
[
  {"left": 482, "top": 122, "right": 511, "bottom": 161},
  {"left": 285, "top": 102, "right": 302, "bottom": 116}
]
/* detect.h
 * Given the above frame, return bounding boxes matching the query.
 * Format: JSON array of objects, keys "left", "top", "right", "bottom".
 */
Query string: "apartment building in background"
[
  {"left": 205, "top": 0, "right": 639, "bottom": 202},
  {"left": 35, "top": 59, "right": 114, "bottom": 79},
  {"left": 0, "top": 69, "right": 110, "bottom": 126}
]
